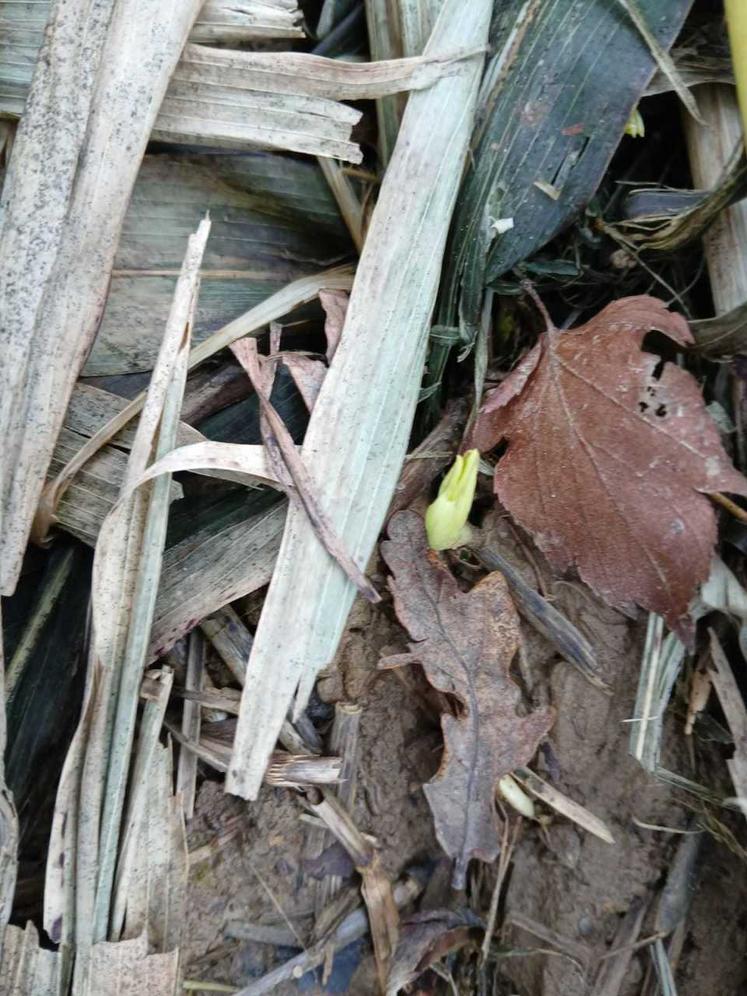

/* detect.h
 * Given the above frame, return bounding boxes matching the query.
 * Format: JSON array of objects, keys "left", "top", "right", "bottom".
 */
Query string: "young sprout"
[
  {"left": 624, "top": 106, "right": 645, "bottom": 138},
  {"left": 425, "top": 448, "right": 479, "bottom": 550},
  {"left": 498, "top": 774, "right": 536, "bottom": 819}
]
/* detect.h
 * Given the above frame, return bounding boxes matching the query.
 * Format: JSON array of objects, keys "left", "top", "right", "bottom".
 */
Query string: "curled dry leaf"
[
  {"left": 380, "top": 511, "right": 554, "bottom": 888},
  {"left": 280, "top": 354, "right": 327, "bottom": 411},
  {"left": 231, "top": 337, "right": 379, "bottom": 603},
  {"left": 319, "top": 288, "right": 349, "bottom": 361},
  {"left": 471, "top": 295, "right": 747, "bottom": 639}
]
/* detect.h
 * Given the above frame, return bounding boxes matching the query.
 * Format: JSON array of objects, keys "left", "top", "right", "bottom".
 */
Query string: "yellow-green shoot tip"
[
  {"left": 624, "top": 107, "right": 645, "bottom": 138},
  {"left": 425, "top": 448, "right": 479, "bottom": 551}
]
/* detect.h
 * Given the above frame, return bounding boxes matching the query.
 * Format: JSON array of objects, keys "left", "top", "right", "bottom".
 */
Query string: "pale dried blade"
[
  {"left": 84, "top": 933, "right": 179, "bottom": 996},
  {"left": 227, "top": 0, "right": 493, "bottom": 800},
  {"left": 0, "top": 0, "right": 204, "bottom": 596}
]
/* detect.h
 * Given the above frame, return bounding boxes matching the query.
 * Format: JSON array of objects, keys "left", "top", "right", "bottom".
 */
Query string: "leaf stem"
[{"left": 711, "top": 491, "right": 747, "bottom": 524}]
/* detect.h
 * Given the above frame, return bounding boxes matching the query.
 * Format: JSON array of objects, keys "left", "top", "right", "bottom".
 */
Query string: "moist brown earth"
[{"left": 184, "top": 522, "right": 747, "bottom": 995}]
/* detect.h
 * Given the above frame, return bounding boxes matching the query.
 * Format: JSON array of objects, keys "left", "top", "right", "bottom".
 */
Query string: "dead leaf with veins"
[
  {"left": 380, "top": 510, "right": 554, "bottom": 888},
  {"left": 471, "top": 295, "right": 747, "bottom": 639}
]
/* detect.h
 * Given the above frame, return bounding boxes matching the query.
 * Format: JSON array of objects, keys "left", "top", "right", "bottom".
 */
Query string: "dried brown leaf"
[
  {"left": 281, "top": 354, "right": 327, "bottom": 411},
  {"left": 380, "top": 510, "right": 554, "bottom": 887},
  {"left": 471, "top": 295, "right": 747, "bottom": 638},
  {"left": 319, "top": 288, "right": 349, "bottom": 360},
  {"left": 231, "top": 338, "right": 379, "bottom": 603},
  {"left": 386, "top": 910, "right": 481, "bottom": 996}
]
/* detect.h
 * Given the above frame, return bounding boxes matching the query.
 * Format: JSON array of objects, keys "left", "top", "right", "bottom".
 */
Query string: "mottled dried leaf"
[
  {"left": 380, "top": 511, "right": 554, "bottom": 887},
  {"left": 472, "top": 296, "right": 747, "bottom": 638}
]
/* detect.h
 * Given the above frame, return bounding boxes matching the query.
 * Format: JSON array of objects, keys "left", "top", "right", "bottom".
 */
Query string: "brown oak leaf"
[
  {"left": 471, "top": 296, "right": 747, "bottom": 639},
  {"left": 380, "top": 511, "right": 554, "bottom": 888}
]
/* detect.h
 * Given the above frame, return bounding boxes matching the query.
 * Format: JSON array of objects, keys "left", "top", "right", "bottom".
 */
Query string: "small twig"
[
  {"left": 480, "top": 818, "right": 520, "bottom": 964},
  {"left": 303, "top": 788, "right": 399, "bottom": 990},
  {"left": 520, "top": 279, "right": 555, "bottom": 331},
  {"left": 245, "top": 858, "right": 308, "bottom": 952},
  {"left": 183, "top": 982, "right": 236, "bottom": 993},
  {"left": 318, "top": 703, "right": 362, "bottom": 909},
  {"left": 597, "top": 930, "right": 667, "bottom": 962},
  {"left": 508, "top": 912, "right": 590, "bottom": 973},
  {"left": 176, "top": 630, "right": 204, "bottom": 820},
  {"left": 711, "top": 491, "right": 747, "bottom": 524},
  {"left": 631, "top": 818, "right": 701, "bottom": 835}
]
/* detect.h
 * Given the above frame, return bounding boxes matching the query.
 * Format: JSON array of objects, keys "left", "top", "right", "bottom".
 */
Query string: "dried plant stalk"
[
  {"left": 3, "top": 19, "right": 482, "bottom": 162},
  {"left": 47, "top": 385, "right": 208, "bottom": 545},
  {"left": 41, "top": 266, "right": 353, "bottom": 524},
  {"left": 0, "top": 0, "right": 304, "bottom": 118},
  {"left": 0, "top": 0, "right": 204, "bottom": 597},
  {"left": 169, "top": 720, "right": 340, "bottom": 784},
  {"left": 191, "top": 0, "right": 303, "bottom": 43},
  {"left": 88, "top": 222, "right": 208, "bottom": 951},
  {"left": 154, "top": 43, "right": 481, "bottom": 160},
  {"left": 176, "top": 634, "right": 204, "bottom": 820},
  {"left": 306, "top": 788, "right": 399, "bottom": 990},
  {"left": 198, "top": 604, "right": 321, "bottom": 756},
  {"left": 683, "top": 85, "right": 747, "bottom": 313},
  {"left": 319, "top": 703, "right": 362, "bottom": 906},
  {"left": 227, "top": 0, "right": 493, "bottom": 799},
  {"left": 318, "top": 158, "right": 365, "bottom": 251},
  {"left": 399, "top": 0, "right": 443, "bottom": 57},
  {"left": 365, "top": 0, "right": 403, "bottom": 163},
  {"left": 110, "top": 670, "right": 175, "bottom": 940},
  {"left": 0, "top": 607, "right": 18, "bottom": 928},
  {"left": 199, "top": 607, "right": 254, "bottom": 685},
  {"left": 43, "top": 220, "right": 209, "bottom": 986},
  {"left": 85, "top": 933, "right": 179, "bottom": 996},
  {"left": 513, "top": 768, "right": 614, "bottom": 844},
  {"left": 0, "top": 921, "right": 62, "bottom": 994},
  {"left": 232, "top": 871, "right": 424, "bottom": 996},
  {"left": 708, "top": 631, "right": 747, "bottom": 816},
  {"left": 116, "top": 743, "right": 187, "bottom": 952},
  {"left": 266, "top": 754, "right": 342, "bottom": 787}
]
